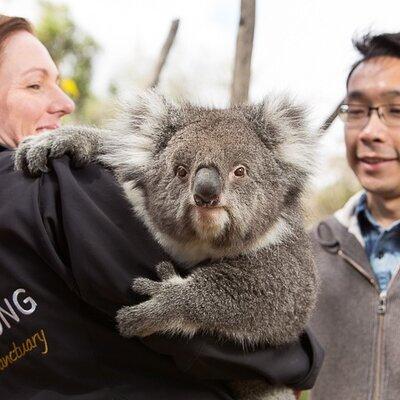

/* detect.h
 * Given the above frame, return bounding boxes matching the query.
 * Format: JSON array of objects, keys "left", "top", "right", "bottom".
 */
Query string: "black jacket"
[{"left": 0, "top": 145, "right": 323, "bottom": 400}]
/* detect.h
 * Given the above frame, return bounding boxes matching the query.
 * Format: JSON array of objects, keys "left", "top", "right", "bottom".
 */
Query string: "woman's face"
[{"left": 0, "top": 31, "right": 75, "bottom": 148}]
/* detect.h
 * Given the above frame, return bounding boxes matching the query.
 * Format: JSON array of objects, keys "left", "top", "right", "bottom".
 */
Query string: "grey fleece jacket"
[{"left": 309, "top": 193, "right": 400, "bottom": 400}]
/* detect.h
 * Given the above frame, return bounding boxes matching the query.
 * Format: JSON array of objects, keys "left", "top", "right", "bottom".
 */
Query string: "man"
[
  {"left": 311, "top": 32, "right": 400, "bottom": 400},
  {"left": 0, "top": 139, "right": 323, "bottom": 398}
]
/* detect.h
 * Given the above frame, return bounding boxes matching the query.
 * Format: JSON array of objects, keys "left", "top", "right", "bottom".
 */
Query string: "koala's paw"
[
  {"left": 131, "top": 261, "right": 181, "bottom": 298},
  {"left": 116, "top": 301, "right": 164, "bottom": 338},
  {"left": 231, "top": 381, "right": 296, "bottom": 400},
  {"left": 116, "top": 262, "right": 192, "bottom": 338},
  {"left": 265, "top": 387, "right": 296, "bottom": 400},
  {"left": 14, "top": 126, "right": 99, "bottom": 177},
  {"left": 14, "top": 134, "right": 52, "bottom": 177}
]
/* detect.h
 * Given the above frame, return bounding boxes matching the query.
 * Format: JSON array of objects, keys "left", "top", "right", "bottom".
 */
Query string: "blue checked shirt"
[{"left": 356, "top": 193, "right": 400, "bottom": 291}]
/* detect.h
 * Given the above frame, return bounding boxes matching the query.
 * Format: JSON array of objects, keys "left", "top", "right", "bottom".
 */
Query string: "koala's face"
[
  {"left": 142, "top": 114, "right": 291, "bottom": 248},
  {"left": 107, "top": 92, "right": 315, "bottom": 251}
]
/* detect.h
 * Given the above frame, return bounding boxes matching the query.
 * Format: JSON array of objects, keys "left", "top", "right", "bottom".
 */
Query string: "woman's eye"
[
  {"left": 234, "top": 166, "right": 246, "bottom": 177},
  {"left": 27, "top": 84, "right": 41, "bottom": 90},
  {"left": 176, "top": 166, "right": 188, "bottom": 178}
]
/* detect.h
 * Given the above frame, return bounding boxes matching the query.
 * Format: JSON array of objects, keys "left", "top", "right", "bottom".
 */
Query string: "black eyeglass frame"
[{"left": 338, "top": 103, "right": 400, "bottom": 127}]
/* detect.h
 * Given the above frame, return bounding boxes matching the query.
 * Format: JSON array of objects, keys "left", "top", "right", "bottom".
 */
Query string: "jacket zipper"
[
  {"left": 337, "top": 249, "right": 383, "bottom": 399},
  {"left": 337, "top": 249, "right": 378, "bottom": 288},
  {"left": 374, "top": 290, "right": 386, "bottom": 400},
  {"left": 372, "top": 270, "right": 400, "bottom": 400}
]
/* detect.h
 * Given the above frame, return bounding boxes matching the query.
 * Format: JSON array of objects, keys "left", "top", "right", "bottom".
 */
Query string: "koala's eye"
[
  {"left": 233, "top": 166, "right": 246, "bottom": 177},
  {"left": 176, "top": 166, "right": 188, "bottom": 178}
]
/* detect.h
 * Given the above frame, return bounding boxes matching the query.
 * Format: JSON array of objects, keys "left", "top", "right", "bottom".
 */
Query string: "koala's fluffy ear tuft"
[
  {"left": 120, "top": 90, "right": 182, "bottom": 146},
  {"left": 127, "top": 90, "right": 171, "bottom": 131},
  {"left": 261, "top": 94, "right": 317, "bottom": 176},
  {"left": 101, "top": 90, "right": 182, "bottom": 173}
]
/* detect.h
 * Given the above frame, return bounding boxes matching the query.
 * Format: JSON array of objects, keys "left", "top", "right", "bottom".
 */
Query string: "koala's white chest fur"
[
  {"left": 123, "top": 178, "right": 291, "bottom": 267},
  {"left": 161, "top": 216, "right": 290, "bottom": 266}
]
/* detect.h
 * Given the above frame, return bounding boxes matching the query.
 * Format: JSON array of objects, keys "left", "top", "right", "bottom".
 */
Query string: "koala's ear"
[
  {"left": 122, "top": 90, "right": 182, "bottom": 143},
  {"left": 259, "top": 94, "right": 317, "bottom": 175},
  {"left": 131, "top": 90, "right": 179, "bottom": 127},
  {"left": 102, "top": 90, "right": 182, "bottom": 172}
]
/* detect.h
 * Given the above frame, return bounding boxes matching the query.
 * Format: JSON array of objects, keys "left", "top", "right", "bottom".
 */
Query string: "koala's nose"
[{"left": 193, "top": 167, "right": 222, "bottom": 207}]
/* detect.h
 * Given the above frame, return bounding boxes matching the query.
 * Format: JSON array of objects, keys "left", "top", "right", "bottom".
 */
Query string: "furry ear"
[
  {"left": 264, "top": 94, "right": 316, "bottom": 175},
  {"left": 100, "top": 90, "right": 182, "bottom": 173},
  {"left": 251, "top": 94, "right": 317, "bottom": 176}
]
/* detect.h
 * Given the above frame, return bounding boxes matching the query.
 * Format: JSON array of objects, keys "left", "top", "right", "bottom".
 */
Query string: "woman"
[
  {"left": 0, "top": 15, "right": 74, "bottom": 149},
  {"left": 0, "top": 14, "right": 322, "bottom": 400}
]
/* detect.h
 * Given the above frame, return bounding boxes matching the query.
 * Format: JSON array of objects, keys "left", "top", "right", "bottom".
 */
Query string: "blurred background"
[{"left": 2, "top": 0, "right": 400, "bottom": 224}]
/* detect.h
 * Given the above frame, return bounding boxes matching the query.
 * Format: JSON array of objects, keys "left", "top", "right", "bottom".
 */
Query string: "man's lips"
[
  {"left": 357, "top": 155, "right": 398, "bottom": 171},
  {"left": 359, "top": 157, "right": 397, "bottom": 163}
]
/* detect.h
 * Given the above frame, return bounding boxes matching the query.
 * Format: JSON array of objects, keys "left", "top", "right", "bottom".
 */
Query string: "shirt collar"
[
  {"left": 356, "top": 193, "right": 400, "bottom": 233},
  {"left": 356, "top": 193, "right": 380, "bottom": 230}
]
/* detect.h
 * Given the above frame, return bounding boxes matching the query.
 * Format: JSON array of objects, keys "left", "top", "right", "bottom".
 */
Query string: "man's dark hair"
[{"left": 346, "top": 32, "right": 400, "bottom": 86}]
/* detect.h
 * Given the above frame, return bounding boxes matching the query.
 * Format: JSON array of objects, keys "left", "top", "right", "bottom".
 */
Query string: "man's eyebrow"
[
  {"left": 345, "top": 91, "right": 368, "bottom": 102},
  {"left": 382, "top": 90, "right": 400, "bottom": 99}
]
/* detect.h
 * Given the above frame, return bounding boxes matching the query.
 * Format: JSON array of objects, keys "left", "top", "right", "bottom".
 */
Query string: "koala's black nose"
[{"left": 193, "top": 167, "right": 222, "bottom": 207}]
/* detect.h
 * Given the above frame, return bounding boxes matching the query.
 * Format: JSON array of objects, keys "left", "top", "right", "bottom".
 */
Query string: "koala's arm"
[
  {"left": 14, "top": 125, "right": 105, "bottom": 176},
  {"left": 117, "top": 232, "right": 317, "bottom": 346}
]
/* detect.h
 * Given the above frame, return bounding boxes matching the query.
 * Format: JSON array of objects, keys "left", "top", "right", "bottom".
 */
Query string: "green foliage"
[
  {"left": 300, "top": 390, "right": 309, "bottom": 400},
  {"left": 311, "top": 179, "right": 359, "bottom": 219},
  {"left": 35, "top": 1, "right": 100, "bottom": 122},
  {"left": 305, "top": 156, "right": 361, "bottom": 226}
]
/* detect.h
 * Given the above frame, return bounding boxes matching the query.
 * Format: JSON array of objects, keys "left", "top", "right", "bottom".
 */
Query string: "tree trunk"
[
  {"left": 148, "top": 19, "right": 180, "bottom": 88},
  {"left": 231, "top": 0, "right": 256, "bottom": 105}
]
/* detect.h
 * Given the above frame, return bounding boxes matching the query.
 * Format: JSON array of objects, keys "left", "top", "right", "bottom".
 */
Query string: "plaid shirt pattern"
[{"left": 356, "top": 193, "right": 400, "bottom": 291}]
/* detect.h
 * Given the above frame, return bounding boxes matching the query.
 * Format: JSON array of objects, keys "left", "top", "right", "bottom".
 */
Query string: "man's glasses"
[{"left": 338, "top": 104, "right": 400, "bottom": 128}]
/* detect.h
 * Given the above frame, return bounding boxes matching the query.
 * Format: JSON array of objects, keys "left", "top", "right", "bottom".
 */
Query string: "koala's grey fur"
[{"left": 15, "top": 91, "right": 318, "bottom": 400}]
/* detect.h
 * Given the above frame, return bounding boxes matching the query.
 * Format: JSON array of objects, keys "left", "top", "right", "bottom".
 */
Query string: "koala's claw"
[
  {"left": 14, "top": 126, "right": 102, "bottom": 177},
  {"left": 14, "top": 136, "right": 50, "bottom": 177},
  {"left": 118, "top": 262, "right": 185, "bottom": 338},
  {"left": 131, "top": 277, "right": 162, "bottom": 297},
  {"left": 131, "top": 261, "right": 180, "bottom": 297},
  {"left": 155, "top": 261, "right": 178, "bottom": 280}
]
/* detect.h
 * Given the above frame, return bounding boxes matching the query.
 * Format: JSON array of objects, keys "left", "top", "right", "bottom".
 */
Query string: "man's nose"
[
  {"left": 48, "top": 86, "right": 75, "bottom": 116},
  {"left": 358, "top": 110, "right": 386, "bottom": 143}
]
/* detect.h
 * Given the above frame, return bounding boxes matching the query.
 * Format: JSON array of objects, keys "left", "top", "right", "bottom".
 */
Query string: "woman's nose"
[{"left": 48, "top": 86, "right": 75, "bottom": 116}]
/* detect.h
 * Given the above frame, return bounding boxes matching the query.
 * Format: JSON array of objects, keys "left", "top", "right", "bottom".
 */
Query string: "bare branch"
[
  {"left": 231, "top": 0, "right": 256, "bottom": 105},
  {"left": 319, "top": 101, "right": 343, "bottom": 133},
  {"left": 148, "top": 19, "right": 180, "bottom": 89}
]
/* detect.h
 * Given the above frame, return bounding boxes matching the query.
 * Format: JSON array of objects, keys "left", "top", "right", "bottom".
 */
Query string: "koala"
[{"left": 15, "top": 91, "right": 318, "bottom": 400}]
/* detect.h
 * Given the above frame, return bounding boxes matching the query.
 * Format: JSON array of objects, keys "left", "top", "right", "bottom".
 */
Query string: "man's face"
[{"left": 345, "top": 56, "right": 400, "bottom": 199}]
